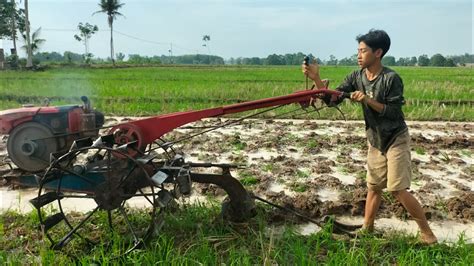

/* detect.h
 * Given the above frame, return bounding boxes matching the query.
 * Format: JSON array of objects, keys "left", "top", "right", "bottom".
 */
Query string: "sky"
[{"left": 2, "top": 0, "right": 473, "bottom": 60}]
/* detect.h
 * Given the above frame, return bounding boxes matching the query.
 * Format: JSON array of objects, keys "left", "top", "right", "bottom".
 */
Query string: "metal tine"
[
  {"left": 115, "top": 140, "right": 138, "bottom": 152},
  {"left": 155, "top": 190, "right": 173, "bottom": 208},
  {"left": 69, "top": 137, "right": 93, "bottom": 151},
  {"left": 53, "top": 236, "right": 73, "bottom": 250},
  {"left": 136, "top": 154, "right": 156, "bottom": 165},
  {"left": 49, "top": 151, "right": 63, "bottom": 163},
  {"left": 30, "top": 191, "right": 63, "bottom": 209},
  {"left": 41, "top": 213, "right": 65, "bottom": 232},
  {"left": 92, "top": 134, "right": 115, "bottom": 148},
  {"left": 160, "top": 141, "right": 174, "bottom": 150},
  {"left": 151, "top": 171, "right": 169, "bottom": 186}
]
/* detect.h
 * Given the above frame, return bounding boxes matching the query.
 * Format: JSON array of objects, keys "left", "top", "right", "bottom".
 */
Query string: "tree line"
[
  {"left": 4, "top": 50, "right": 473, "bottom": 68},
  {"left": 229, "top": 53, "right": 473, "bottom": 67}
]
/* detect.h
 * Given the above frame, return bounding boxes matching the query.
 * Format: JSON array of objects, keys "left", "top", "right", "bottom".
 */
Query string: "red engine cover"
[{"left": 0, "top": 106, "right": 82, "bottom": 134}]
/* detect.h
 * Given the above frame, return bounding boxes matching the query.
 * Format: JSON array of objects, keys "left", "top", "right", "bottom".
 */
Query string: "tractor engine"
[{"left": 0, "top": 96, "right": 104, "bottom": 172}]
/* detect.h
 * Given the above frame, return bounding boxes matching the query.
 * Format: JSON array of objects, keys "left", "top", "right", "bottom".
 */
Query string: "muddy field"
[{"left": 1, "top": 118, "right": 473, "bottom": 243}]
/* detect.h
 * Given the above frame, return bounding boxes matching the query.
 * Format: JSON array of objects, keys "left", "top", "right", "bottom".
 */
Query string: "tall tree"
[
  {"left": 74, "top": 22, "right": 98, "bottom": 63},
  {"left": 202, "top": 35, "right": 210, "bottom": 54},
  {"left": 381, "top": 55, "right": 396, "bottom": 66},
  {"left": 94, "top": 0, "right": 124, "bottom": 65},
  {"left": 327, "top": 54, "right": 338, "bottom": 65},
  {"left": 0, "top": 0, "right": 25, "bottom": 55},
  {"left": 418, "top": 54, "right": 429, "bottom": 66},
  {"left": 430, "top": 53, "right": 446, "bottom": 67}
]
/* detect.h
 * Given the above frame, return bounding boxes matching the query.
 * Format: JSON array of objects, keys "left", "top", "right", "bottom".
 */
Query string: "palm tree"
[
  {"left": 21, "top": 27, "right": 45, "bottom": 53},
  {"left": 202, "top": 35, "right": 210, "bottom": 54},
  {"left": 93, "top": 0, "right": 124, "bottom": 65}
]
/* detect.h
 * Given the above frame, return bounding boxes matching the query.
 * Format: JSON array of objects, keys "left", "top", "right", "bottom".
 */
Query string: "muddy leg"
[
  {"left": 364, "top": 189, "right": 382, "bottom": 231},
  {"left": 391, "top": 190, "right": 437, "bottom": 244}
]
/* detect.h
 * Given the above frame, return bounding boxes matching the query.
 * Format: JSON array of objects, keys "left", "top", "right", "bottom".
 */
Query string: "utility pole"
[{"left": 24, "top": 0, "right": 33, "bottom": 68}]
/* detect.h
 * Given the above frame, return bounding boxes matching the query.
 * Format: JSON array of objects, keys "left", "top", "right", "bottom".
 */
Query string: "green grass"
[
  {"left": 415, "top": 146, "right": 426, "bottom": 155},
  {"left": 1, "top": 204, "right": 472, "bottom": 265},
  {"left": 290, "top": 182, "right": 309, "bottom": 192},
  {"left": 238, "top": 170, "right": 260, "bottom": 186},
  {"left": 0, "top": 66, "right": 472, "bottom": 120}
]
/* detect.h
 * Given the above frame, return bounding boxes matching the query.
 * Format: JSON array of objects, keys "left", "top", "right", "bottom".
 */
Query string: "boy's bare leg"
[
  {"left": 392, "top": 190, "right": 437, "bottom": 244},
  {"left": 363, "top": 190, "right": 382, "bottom": 231}
]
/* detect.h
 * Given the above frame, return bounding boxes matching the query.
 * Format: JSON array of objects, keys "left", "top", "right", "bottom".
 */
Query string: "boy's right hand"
[{"left": 302, "top": 61, "right": 320, "bottom": 81}]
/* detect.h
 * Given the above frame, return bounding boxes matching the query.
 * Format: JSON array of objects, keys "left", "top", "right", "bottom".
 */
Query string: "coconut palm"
[
  {"left": 93, "top": 0, "right": 124, "bottom": 65},
  {"left": 202, "top": 35, "right": 210, "bottom": 54},
  {"left": 21, "top": 27, "right": 45, "bottom": 54}
]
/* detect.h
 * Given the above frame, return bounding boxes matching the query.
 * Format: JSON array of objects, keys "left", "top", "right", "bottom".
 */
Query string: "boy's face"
[{"left": 357, "top": 41, "right": 381, "bottom": 68}]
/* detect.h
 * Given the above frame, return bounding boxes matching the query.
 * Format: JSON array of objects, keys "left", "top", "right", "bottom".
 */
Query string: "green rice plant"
[
  {"left": 415, "top": 146, "right": 426, "bottom": 155},
  {"left": 356, "top": 170, "right": 366, "bottom": 180},
  {"left": 262, "top": 163, "right": 275, "bottom": 172},
  {"left": 1, "top": 66, "right": 472, "bottom": 120},
  {"left": 296, "top": 169, "right": 311, "bottom": 178},
  {"left": 289, "top": 182, "right": 308, "bottom": 192}
]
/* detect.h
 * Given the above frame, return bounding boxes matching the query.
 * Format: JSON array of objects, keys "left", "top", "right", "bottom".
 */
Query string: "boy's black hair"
[{"left": 356, "top": 29, "right": 391, "bottom": 58}]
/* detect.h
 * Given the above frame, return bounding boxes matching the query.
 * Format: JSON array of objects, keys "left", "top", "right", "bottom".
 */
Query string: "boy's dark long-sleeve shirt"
[{"left": 327, "top": 67, "right": 408, "bottom": 154}]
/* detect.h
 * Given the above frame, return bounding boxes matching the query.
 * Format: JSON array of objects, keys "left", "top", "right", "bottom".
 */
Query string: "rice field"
[
  {"left": 1, "top": 65, "right": 473, "bottom": 264},
  {"left": 0, "top": 65, "right": 472, "bottom": 120}
]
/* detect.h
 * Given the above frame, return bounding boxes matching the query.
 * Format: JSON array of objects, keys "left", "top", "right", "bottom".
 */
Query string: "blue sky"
[{"left": 2, "top": 0, "right": 473, "bottom": 60}]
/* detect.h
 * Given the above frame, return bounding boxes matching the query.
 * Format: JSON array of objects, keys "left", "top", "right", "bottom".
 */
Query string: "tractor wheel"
[{"left": 33, "top": 145, "right": 165, "bottom": 257}]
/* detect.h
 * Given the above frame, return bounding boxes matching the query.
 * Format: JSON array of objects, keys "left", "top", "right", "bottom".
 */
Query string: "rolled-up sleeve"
[{"left": 380, "top": 75, "right": 405, "bottom": 120}]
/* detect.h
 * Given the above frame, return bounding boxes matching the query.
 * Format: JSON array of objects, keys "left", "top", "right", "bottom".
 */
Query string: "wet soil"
[{"left": 1, "top": 119, "right": 473, "bottom": 234}]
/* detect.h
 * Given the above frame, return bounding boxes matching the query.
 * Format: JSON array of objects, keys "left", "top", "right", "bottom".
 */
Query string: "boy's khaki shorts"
[{"left": 366, "top": 130, "right": 412, "bottom": 192}]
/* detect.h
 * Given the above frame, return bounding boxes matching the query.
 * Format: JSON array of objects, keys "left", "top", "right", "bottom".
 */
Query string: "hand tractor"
[{"left": 0, "top": 88, "right": 361, "bottom": 256}]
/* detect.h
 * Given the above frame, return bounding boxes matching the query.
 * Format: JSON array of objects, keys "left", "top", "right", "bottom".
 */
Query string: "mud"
[
  {"left": 1, "top": 119, "right": 473, "bottom": 243},
  {"left": 446, "top": 192, "right": 474, "bottom": 220}
]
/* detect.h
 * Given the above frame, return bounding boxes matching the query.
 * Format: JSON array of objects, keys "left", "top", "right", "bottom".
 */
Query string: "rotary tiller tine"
[
  {"left": 151, "top": 171, "right": 169, "bottom": 186},
  {"left": 116, "top": 140, "right": 139, "bottom": 152},
  {"left": 30, "top": 191, "right": 63, "bottom": 209},
  {"left": 69, "top": 137, "right": 93, "bottom": 151},
  {"left": 136, "top": 154, "right": 156, "bottom": 165},
  {"left": 92, "top": 134, "right": 115, "bottom": 148},
  {"left": 54, "top": 207, "right": 99, "bottom": 249},
  {"left": 41, "top": 213, "right": 66, "bottom": 232},
  {"left": 49, "top": 151, "right": 63, "bottom": 163}
]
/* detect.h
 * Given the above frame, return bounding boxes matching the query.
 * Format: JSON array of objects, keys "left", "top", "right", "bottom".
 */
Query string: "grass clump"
[{"left": 414, "top": 146, "right": 426, "bottom": 155}]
